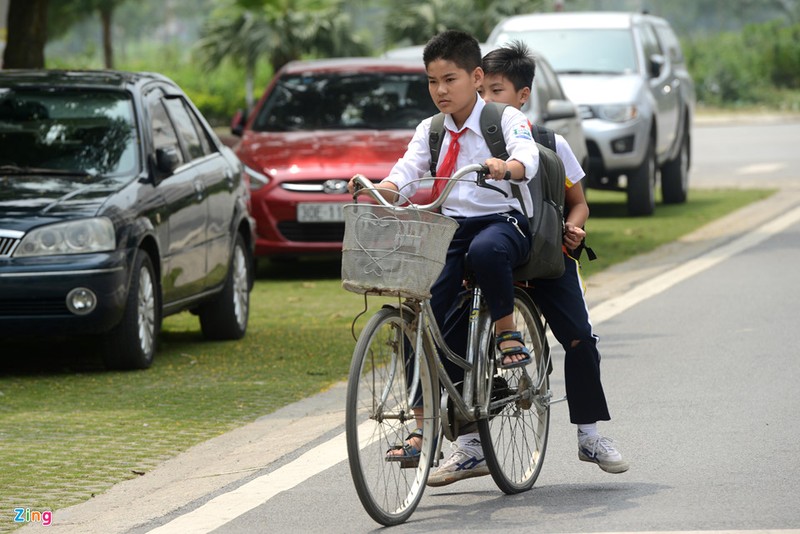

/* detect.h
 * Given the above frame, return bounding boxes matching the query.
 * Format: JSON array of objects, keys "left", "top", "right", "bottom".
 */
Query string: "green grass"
[
  {"left": 577, "top": 188, "right": 774, "bottom": 278},
  {"left": 0, "top": 187, "right": 774, "bottom": 528}
]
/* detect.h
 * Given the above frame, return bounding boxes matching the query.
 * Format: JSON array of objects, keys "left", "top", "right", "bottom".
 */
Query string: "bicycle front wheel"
[
  {"left": 345, "top": 306, "right": 436, "bottom": 526},
  {"left": 478, "top": 287, "right": 550, "bottom": 494}
]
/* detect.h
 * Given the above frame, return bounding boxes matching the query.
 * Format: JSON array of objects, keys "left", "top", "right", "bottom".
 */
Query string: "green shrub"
[
  {"left": 47, "top": 39, "right": 274, "bottom": 127},
  {"left": 684, "top": 19, "right": 800, "bottom": 108},
  {"left": 117, "top": 42, "right": 274, "bottom": 126}
]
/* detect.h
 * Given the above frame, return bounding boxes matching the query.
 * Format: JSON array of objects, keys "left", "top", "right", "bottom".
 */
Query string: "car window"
[
  {"left": 252, "top": 71, "right": 438, "bottom": 132},
  {"left": 149, "top": 98, "right": 185, "bottom": 167},
  {"left": 653, "top": 24, "right": 685, "bottom": 64},
  {"left": 495, "top": 29, "right": 638, "bottom": 75},
  {"left": 535, "top": 60, "right": 565, "bottom": 100},
  {"left": 639, "top": 23, "right": 663, "bottom": 61},
  {"left": 0, "top": 88, "right": 137, "bottom": 177},
  {"left": 163, "top": 97, "right": 208, "bottom": 161}
]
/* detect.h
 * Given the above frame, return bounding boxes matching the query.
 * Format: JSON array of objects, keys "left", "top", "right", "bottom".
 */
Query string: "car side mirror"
[
  {"left": 543, "top": 99, "right": 578, "bottom": 121},
  {"left": 231, "top": 109, "right": 246, "bottom": 137},
  {"left": 155, "top": 147, "right": 180, "bottom": 175},
  {"left": 648, "top": 54, "right": 666, "bottom": 78}
]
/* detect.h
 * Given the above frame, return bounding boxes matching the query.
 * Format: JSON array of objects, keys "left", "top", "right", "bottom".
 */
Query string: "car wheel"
[
  {"left": 104, "top": 251, "right": 160, "bottom": 370},
  {"left": 626, "top": 136, "right": 656, "bottom": 216},
  {"left": 199, "top": 233, "right": 252, "bottom": 340},
  {"left": 661, "top": 126, "right": 690, "bottom": 204}
]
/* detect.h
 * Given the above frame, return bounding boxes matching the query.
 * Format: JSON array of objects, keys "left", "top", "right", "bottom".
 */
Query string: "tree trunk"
[
  {"left": 3, "top": 0, "right": 49, "bottom": 68},
  {"left": 100, "top": 6, "right": 114, "bottom": 69}
]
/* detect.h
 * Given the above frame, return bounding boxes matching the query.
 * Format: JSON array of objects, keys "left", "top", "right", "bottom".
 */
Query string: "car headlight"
[
  {"left": 243, "top": 164, "right": 270, "bottom": 191},
  {"left": 595, "top": 104, "right": 638, "bottom": 122},
  {"left": 14, "top": 217, "right": 116, "bottom": 257}
]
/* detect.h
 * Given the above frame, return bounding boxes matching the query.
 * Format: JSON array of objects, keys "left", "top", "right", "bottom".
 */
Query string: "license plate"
[{"left": 297, "top": 203, "right": 346, "bottom": 222}]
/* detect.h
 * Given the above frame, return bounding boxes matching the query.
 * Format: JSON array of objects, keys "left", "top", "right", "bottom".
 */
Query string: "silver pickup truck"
[{"left": 489, "top": 11, "right": 696, "bottom": 215}]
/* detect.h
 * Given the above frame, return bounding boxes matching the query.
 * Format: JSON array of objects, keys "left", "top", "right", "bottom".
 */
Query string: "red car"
[{"left": 232, "top": 58, "right": 438, "bottom": 258}]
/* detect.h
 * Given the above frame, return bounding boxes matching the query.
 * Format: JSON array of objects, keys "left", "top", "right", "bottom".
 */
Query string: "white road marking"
[
  {"left": 148, "top": 430, "right": 350, "bottom": 533},
  {"left": 590, "top": 204, "right": 800, "bottom": 324},
  {"left": 148, "top": 205, "right": 800, "bottom": 533},
  {"left": 736, "top": 162, "right": 786, "bottom": 175}
]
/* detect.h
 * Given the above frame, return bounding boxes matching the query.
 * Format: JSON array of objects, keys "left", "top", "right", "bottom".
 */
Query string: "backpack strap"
[
  {"left": 428, "top": 113, "right": 446, "bottom": 175},
  {"left": 480, "top": 102, "right": 509, "bottom": 160},
  {"left": 530, "top": 123, "right": 557, "bottom": 152},
  {"left": 430, "top": 102, "right": 510, "bottom": 175}
]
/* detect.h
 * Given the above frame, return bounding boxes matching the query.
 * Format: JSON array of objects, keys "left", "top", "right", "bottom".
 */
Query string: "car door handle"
[{"left": 193, "top": 180, "right": 205, "bottom": 200}]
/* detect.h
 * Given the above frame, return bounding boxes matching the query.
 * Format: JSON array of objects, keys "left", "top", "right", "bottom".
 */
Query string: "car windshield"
[
  {"left": 495, "top": 29, "right": 638, "bottom": 75},
  {"left": 0, "top": 88, "right": 138, "bottom": 178},
  {"left": 252, "top": 71, "right": 438, "bottom": 132}
]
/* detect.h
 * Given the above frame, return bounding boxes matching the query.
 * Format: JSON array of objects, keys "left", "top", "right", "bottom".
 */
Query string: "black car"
[{"left": 0, "top": 70, "right": 255, "bottom": 369}]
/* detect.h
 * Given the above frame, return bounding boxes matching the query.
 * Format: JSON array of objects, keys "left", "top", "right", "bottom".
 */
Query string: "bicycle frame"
[
  {"left": 351, "top": 166, "right": 516, "bottom": 442},
  {"left": 406, "top": 286, "right": 493, "bottom": 439}
]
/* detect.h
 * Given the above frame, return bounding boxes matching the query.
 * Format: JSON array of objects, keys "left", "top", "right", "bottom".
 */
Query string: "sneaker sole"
[
  {"left": 426, "top": 466, "right": 491, "bottom": 487},
  {"left": 578, "top": 452, "right": 629, "bottom": 474}
]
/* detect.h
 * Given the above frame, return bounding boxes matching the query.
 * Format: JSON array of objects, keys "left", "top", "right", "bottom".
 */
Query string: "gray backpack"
[{"left": 428, "top": 102, "right": 566, "bottom": 280}]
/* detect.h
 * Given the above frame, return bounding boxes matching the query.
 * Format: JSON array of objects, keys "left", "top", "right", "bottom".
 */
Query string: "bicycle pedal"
[{"left": 387, "top": 451, "right": 444, "bottom": 469}]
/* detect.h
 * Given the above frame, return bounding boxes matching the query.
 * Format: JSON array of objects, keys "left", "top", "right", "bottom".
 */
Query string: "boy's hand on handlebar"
[
  {"left": 348, "top": 174, "right": 370, "bottom": 195},
  {"left": 484, "top": 157, "right": 511, "bottom": 181},
  {"left": 348, "top": 174, "right": 400, "bottom": 203}
]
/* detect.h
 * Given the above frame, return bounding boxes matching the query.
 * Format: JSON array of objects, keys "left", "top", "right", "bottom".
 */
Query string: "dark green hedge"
[{"left": 683, "top": 20, "right": 800, "bottom": 108}]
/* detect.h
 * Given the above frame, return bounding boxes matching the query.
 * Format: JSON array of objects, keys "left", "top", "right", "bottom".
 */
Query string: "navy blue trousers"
[
  {"left": 429, "top": 211, "right": 530, "bottom": 385},
  {"left": 523, "top": 254, "right": 611, "bottom": 425},
  {"left": 436, "top": 247, "right": 612, "bottom": 425}
]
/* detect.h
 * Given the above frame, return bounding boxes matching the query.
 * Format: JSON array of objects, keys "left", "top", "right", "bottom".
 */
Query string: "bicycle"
[{"left": 343, "top": 164, "right": 562, "bottom": 526}]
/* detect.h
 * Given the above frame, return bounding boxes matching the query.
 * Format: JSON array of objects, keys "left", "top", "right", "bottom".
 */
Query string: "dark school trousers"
[
  {"left": 429, "top": 211, "right": 530, "bottom": 386},
  {"left": 523, "top": 253, "right": 611, "bottom": 425}
]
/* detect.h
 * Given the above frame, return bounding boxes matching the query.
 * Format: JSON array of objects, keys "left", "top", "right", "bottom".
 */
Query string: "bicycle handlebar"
[{"left": 351, "top": 164, "right": 515, "bottom": 212}]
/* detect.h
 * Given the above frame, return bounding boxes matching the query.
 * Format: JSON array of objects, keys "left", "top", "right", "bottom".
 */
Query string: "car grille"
[
  {"left": 0, "top": 298, "right": 70, "bottom": 316},
  {"left": 0, "top": 235, "right": 21, "bottom": 257},
  {"left": 281, "top": 179, "right": 349, "bottom": 194},
  {"left": 277, "top": 222, "right": 345, "bottom": 243}
]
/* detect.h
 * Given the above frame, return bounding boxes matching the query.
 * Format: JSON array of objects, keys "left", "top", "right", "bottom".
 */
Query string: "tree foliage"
[
  {"left": 194, "top": 0, "right": 369, "bottom": 109},
  {"left": 383, "top": 0, "right": 544, "bottom": 46},
  {"left": 6, "top": 0, "right": 800, "bottom": 115},
  {"left": 683, "top": 20, "right": 800, "bottom": 107}
]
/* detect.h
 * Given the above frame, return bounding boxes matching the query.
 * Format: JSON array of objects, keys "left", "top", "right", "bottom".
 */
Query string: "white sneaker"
[
  {"left": 427, "top": 437, "right": 490, "bottom": 487},
  {"left": 578, "top": 432, "right": 629, "bottom": 474}
]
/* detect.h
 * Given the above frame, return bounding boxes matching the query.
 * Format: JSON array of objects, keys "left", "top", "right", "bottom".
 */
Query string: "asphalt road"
[{"left": 20, "top": 117, "right": 800, "bottom": 534}]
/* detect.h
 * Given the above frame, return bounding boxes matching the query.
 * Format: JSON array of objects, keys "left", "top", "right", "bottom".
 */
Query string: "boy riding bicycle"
[{"left": 348, "top": 30, "right": 539, "bottom": 477}]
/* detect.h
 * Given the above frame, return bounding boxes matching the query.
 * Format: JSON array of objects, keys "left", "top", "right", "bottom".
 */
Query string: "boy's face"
[
  {"left": 426, "top": 58, "right": 483, "bottom": 126},
  {"left": 479, "top": 73, "right": 531, "bottom": 110}
]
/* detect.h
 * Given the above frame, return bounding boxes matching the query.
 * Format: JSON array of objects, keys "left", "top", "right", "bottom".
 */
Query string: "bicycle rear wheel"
[
  {"left": 478, "top": 287, "right": 550, "bottom": 494},
  {"left": 345, "top": 306, "right": 436, "bottom": 526}
]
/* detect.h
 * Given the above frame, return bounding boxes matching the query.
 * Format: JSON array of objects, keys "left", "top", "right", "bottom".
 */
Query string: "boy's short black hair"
[
  {"left": 422, "top": 30, "right": 482, "bottom": 72},
  {"left": 482, "top": 41, "right": 536, "bottom": 92}
]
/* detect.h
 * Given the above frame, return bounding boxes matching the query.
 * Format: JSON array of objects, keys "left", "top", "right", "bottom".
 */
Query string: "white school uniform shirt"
[
  {"left": 382, "top": 96, "right": 539, "bottom": 218},
  {"left": 553, "top": 132, "right": 586, "bottom": 188}
]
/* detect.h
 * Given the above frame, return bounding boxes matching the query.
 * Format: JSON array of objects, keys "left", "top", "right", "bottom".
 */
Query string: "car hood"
[
  {"left": 237, "top": 130, "right": 415, "bottom": 178},
  {"left": 0, "top": 174, "right": 127, "bottom": 231},
  {"left": 557, "top": 74, "right": 644, "bottom": 106}
]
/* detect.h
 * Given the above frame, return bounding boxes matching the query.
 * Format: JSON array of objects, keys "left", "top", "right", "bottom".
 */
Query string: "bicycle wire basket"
[{"left": 341, "top": 203, "right": 459, "bottom": 299}]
